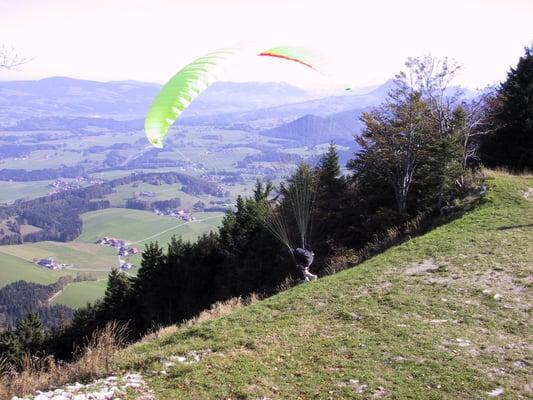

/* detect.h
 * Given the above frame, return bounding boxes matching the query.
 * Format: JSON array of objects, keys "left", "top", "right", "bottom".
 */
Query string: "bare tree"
[
  {"left": 356, "top": 55, "right": 469, "bottom": 213},
  {"left": 406, "top": 55, "right": 462, "bottom": 138},
  {"left": 460, "top": 88, "right": 498, "bottom": 171},
  {"left": 0, "top": 44, "right": 32, "bottom": 70}
]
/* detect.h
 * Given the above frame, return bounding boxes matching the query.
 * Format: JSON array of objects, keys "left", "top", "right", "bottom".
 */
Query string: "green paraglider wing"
[
  {"left": 145, "top": 47, "right": 243, "bottom": 147},
  {"left": 145, "top": 45, "right": 324, "bottom": 148}
]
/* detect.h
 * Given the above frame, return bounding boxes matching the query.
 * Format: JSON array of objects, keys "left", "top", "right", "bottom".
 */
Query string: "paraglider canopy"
[{"left": 144, "top": 44, "right": 326, "bottom": 148}]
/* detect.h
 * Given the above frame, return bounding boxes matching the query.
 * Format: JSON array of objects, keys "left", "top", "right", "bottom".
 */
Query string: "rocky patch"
[{"left": 11, "top": 373, "right": 154, "bottom": 400}]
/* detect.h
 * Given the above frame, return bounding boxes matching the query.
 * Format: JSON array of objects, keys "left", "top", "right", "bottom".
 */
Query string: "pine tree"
[
  {"left": 101, "top": 268, "right": 131, "bottom": 320},
  {"left": 131, "top": 242, "right": 164, "bottom": 296},
  {"left": 313, "top": 143, "right": 347, "bottom": 254},
  {"left": 0, "top": 329, "right": 23, "bottom": 365},
  {"left": 481, "top": 46, "right": 533, "bottom": 171},
  {"left": 130, "top": 242, "right": 165, "bottom": 332},
  {"left": 317, "top": 143, "right": 342, "bottom": 188},
  {"left": 16, "top": 312, "right": 46, "bottom": 355}
]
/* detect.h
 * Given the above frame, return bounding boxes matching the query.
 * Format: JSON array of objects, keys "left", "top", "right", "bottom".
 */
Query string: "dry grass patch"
[{"left": 0, "top": 322, "right": 126, "bottom": 399}]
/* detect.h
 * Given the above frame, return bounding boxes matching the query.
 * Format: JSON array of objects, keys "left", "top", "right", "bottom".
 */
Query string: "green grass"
[
  {"left": 0, "top": 242, "right": 118, "bottom": 272},
  {"left": 119, "top": 172, "right": 533, "bottom": 399},
  {"left": 51, "top": 279, "right": 108, "bottom": 309},
  {"left": 0, "top": 252, "right": 76, "bottom": 287},
  {"left": 77, "top": 208, "right": 223, "bottom": 246},
  {"left": 0, "top": 181, "right": 56, "bottom": 203},
  {"left": 0, "top": 207, "right": 223, "bottom": 308},
  {"left": 104, "top": 182, "right": 184, "bottom": 207},
  {"left": 19, "top": 224, "right": 43, "bottom": 236}
]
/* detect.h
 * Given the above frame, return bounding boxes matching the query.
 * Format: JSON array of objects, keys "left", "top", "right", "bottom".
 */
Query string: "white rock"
[
  {"left": 51, "top": 395, "right": 70, "bottom": 400},
  {"left": 487, "top": 387, "right": 504, "bottom": 397},
  {"left": 66, "top": 382, "right": 83, "bottom": 391}
]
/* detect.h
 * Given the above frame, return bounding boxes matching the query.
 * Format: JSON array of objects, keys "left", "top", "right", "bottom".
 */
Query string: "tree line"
[
  {"left": 0, "top": 166, "right": 86, "bottom": 182},
  {"left": 0, "top": 278, "right": 77, "bottom": 330}
]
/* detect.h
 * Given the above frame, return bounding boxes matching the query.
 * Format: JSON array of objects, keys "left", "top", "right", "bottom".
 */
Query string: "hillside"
[
  {"left": 117, "top": 172, "right": 532, "bottom": 399},
  {"left": 260, "top": 109, "right": 364, "bottom": 146}
]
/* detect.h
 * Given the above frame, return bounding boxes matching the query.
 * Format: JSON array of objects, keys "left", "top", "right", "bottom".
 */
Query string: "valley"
[{"left": 0, "top": 78, "right": 375, "bottom": 309}]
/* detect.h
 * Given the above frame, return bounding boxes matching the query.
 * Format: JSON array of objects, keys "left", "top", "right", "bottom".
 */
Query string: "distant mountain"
[
  {"left": 0, "top": 77, "right": 479, "bottom": 126},
  {"left": 4, "top": 115, "right": 143, "bottom": 131},
  {"left": 259, "top": 108, "right": 365, "bottom": 146},
  {"left": 0, "top": 77, "right": 160, "bottom": 121},
  {"left": 0, "top": 77, "right": 316, "bottom": 122},
  {"left": 179, "top": 81, "right": 396, "bottom": 126},
  {"left": 182, "top": 81, "right": 313, "bottom": 118}
]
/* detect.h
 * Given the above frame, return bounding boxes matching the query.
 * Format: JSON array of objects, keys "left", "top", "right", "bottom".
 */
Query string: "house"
[{"left": 37, "top": 257, "right": 57, "bottom": 269}]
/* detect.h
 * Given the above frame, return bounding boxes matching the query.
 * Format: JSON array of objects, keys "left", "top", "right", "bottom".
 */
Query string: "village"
[
  {"left": 153, "top": 208, "right": 197, "bottom": 221},
  {"left": 95, "top": 237, "right": 139, "bottom": 271},
  {"left": 96, "top": 237, "right": 139, "bottom": 257},
  {"left": 47, "top": 176, "right": 106, "bottom": 196}
]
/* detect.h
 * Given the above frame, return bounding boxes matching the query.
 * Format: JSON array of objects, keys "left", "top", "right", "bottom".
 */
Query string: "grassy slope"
[{"left": 120, "top": 172, "right": 532, "bottom": 399}]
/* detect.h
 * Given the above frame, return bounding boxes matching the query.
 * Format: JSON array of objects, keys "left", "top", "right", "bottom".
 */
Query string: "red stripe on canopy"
[{"left": 257, "top": 52, "right": 316, "bottom": 71}]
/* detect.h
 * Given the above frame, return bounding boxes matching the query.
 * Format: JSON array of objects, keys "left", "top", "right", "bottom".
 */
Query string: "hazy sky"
[{"left": 1, "top": 0, "right": 532, "bottom": 89}]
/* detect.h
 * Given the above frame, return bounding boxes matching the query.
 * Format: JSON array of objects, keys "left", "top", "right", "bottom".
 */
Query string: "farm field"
[
  {"left": 51, "top": 279, "right": 108, "bottom": 309},
  {"left": 0, "top": 242, "right": 118, "bottom": 272},
  {"left": 0, "top": 206, "right": 224, "bottom": 307},
  {"left": 0, "top": 180, "right": 56, "bottom": 203},
  {"left": 0, "top": 251, "right": 76, "bottom": 287},
  {"left": 77, "top": 208, "right": 224, "bottom": 246},
  {"left": 104, "top": 182, "right": 185, "bottom": 207}
]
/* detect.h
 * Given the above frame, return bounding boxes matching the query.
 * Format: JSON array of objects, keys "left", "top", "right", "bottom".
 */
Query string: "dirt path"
[{"left": 47, "top": 289, "right": 63, "bottom": 304}]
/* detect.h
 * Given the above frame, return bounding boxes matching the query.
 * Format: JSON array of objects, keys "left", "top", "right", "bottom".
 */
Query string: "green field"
[
  {"left": 0, "top": 180, "right": 56, "bottom": 203},
  {"left": 0, "top": 206, "right": 224, "bottom": 307},
  {"left": 105, "top": 182, "right": 184, "bottom": 207},
  {"left": 51, "top": 279, "right": 108, "bottom": 309},
  {"left": 0, "top": 252, "right": 76, "bottom": 286},
  {"left": 119, "top": 172, "right": 533, "bottom": 399},
  {"left": 77, "top": 208, "right": 224, "bottom": 246},
  {"left": 0, "top": 242, "right": 118, "bottom": 271}
]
